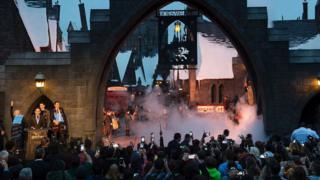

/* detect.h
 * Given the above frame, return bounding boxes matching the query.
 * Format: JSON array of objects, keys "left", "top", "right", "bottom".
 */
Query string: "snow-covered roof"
[
  {"left": 290, "top": 34, "right": 320, "bottom": 50},
  {"left": 197, "top": 33, "right": 236, "bottom": 80},
  {"left": 48, "top": 19, "right": 58, "bottom": 52},
  {"left": 142, "top": 55, "right": 158, "bottom": 85},
  {"left": 15, "top": 0, "right": 49, "bottom": 52},
  {"left": 15, "top": 0, "right": 67, "bottom": 52},
  {"left": 171, "top": 33, "right": 236, "bottom": 80},
  {"left": 116, "top": 50, "right": 132, "bottom": 82}
]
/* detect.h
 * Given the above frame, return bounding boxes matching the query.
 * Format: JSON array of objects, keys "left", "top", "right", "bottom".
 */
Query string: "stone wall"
[
  {"left": 4, "top": 52, "right": 99, "bottom": 141},
  {"left": 2, "top": 0, "right": 320, "bottom": 142}
]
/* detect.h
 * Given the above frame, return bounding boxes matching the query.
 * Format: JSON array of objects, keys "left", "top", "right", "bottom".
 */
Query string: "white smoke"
[{"left": 130, "top": 92, "right": 267, "bottom": 145}]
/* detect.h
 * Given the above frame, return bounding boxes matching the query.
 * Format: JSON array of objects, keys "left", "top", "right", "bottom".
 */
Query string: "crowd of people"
[{"left": 0, "top": 125, "right": 319, "bottom": 180}]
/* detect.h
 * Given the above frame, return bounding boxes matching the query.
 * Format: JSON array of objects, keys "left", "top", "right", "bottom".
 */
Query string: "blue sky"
[{"left": 58, "top": 0, "right": 318, "bottom": 40}]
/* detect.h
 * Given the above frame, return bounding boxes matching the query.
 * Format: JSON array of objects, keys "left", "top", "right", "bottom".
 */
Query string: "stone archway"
[
  {"left": 300, "top": 92, "right": 320, "bottom": 130},
  {"left": 94, "top": 0, "right": 268, "bottom": 139},
  {"left": 24, "top": 95, "right": 54, "bottom": 124}
]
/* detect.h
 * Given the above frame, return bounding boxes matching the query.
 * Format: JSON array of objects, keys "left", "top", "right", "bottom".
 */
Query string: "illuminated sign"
[
  {"left": 107, "top": 86, "right": 128, "bottom": 92},
  {"left": 197, "top": 105, "right": 225, "bottom": 113},
  {"left": 157, "top": 10, "right": 199, "bottom": 17}
]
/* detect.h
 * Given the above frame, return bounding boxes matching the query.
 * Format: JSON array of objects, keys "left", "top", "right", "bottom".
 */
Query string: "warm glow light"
[
  {"left": 35, "top": 81, "right": 45, "bottom": 88},
  {"left": 174, "top": 21, "right": 181, "bottom": 33},
  {"left": 107, "top": 86, "right": 128, "bottom": 91},
  {"left": 35, "top": 72, "right": 45, "bottom": 88},
  {"left": 197, "top": 105, "right": 225, "bottom": 113},
  {"left": 317, "top": 78, "right": 320, "bottom": 86}
]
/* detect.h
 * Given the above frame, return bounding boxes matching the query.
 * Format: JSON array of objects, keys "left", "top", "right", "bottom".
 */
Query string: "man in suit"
[
  {"left": 29, "top": 108, "right": 47, "bottom": 129},
  {"left": 39, "top": 103, "right": 50, "bottom": 127},
  {"left": 50, "top": 101, "right": 68, "bottom": 143}
]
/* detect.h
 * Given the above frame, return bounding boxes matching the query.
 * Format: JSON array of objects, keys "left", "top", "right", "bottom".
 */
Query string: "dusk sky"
[{"left": 58, "top": 0, "right": 318, "bottom": 40}]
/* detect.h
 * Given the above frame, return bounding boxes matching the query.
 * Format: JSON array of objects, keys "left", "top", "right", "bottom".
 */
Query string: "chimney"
[
  {"left": 78, "top": 0, "right": 88, "bottom": 31},
  {"left": 53, "top": 2, "right": 60, "bottom": 21},
  {"left": 46, "top": 0, "right": 52, "bottom": 9},
  {"left": 316, "top": 0, "right": 320, "bottom": 32},
  {"left": 302, "top": 0, "right": 308, "bottom": 20}
]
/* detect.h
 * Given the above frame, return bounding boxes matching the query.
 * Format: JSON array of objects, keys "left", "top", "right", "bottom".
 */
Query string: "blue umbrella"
[{"left": 291, "top": 127, "right": 319, "bottom": 144}]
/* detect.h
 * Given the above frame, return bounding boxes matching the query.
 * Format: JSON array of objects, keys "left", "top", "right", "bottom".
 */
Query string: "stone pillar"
[{"left": 189, "top": 65, "right": 196, "bottom": 104}]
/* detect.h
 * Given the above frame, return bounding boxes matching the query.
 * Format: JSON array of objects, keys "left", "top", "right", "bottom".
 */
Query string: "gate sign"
[
  {"left": 157, "top": 10, "right": 198, "bottom": 67},
  {"left": 197, "top": 105, "right": 225, "bottom": 113}
]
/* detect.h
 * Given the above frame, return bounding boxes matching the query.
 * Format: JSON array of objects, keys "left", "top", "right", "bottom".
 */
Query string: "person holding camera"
[{"left": 144, "top": 158, "right": 172, "bottom": 180}]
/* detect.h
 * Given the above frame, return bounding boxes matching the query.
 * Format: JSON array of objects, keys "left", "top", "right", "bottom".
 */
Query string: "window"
[
  {"left": 218, "top": 84, "right": 224, "bottom": 103},
  {"left": 211, "top": 84, "right": 216, "bottom": 103}
]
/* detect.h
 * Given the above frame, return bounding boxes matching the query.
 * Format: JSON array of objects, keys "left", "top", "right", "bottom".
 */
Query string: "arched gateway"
[
  {"left": 3, "top": 0, "right": 320, "bottom": 142},
  {"left": 95, "top": 0, "right": 267, "bottom": 139}
]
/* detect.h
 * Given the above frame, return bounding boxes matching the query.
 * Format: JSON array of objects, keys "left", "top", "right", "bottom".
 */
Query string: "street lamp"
[
  {"left": 174, "top": 21, "right": 181, "bottom": 33},
  {"left": 35, "top": 72, "right": 45, "bottom": 88},
  {"left": 317, "top": 77, "right": 320, "bottom": 87}
]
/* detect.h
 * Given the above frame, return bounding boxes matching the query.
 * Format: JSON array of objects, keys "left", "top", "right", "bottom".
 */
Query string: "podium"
[{"left": 25, "top": 129, "right": 48, "bottom": 160}]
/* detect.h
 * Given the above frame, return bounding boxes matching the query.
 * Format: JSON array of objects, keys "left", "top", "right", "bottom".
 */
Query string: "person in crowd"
[
  {"left": 46, "top": 160, "right": 71, "bottom": 180},
  {"left": 102, "top": 108, "right": 113, "bottom": 138},
  {"left": 200, "top": 156, "right": 221, "bottom": 179},
  {"left": 19, "top": 167, "right": 32, "bottom": 180},
  {"left": 50, "top": 101, "right": 68, "bottom": 143},
  {"left": 124, "top": 110, "right": 132, "bottom": 136},
  {"left": 105, "top": 164, "right": 124, "bottom": 180},
  {"left": 309, "top": 160, "right": 320, "bottom": 180},
  {"left": 167, "top": 133, "right": 181, "bottom": 157},
  {"left": 0, "top": 150, "right": 9, "bottom": 180},
  {"left": 84, "top": 139, "right": 95, "bottom": 159},
  {"left": 218, "top": 149, "right": 243, "bottom": 178},
  {"left": 0, "top": 123, "right": 318, "bottom": 180},
  {"left": 5, "top": 141, "right": 23, "bottom": 179},
  {"left": 28, "top": 108, "right": 47, "bottom": 129},
  {"left": 39, "top": 102, "right": 50, "bottom": 127},
  {"left": 144, "top": 158, "right": 172, "bottom": 180},
  {"left": 26, "top": 148, "right": 49, "bottom": 180},
  {"left": 180, "top": 133, "right": 192, "bottom": 149}
]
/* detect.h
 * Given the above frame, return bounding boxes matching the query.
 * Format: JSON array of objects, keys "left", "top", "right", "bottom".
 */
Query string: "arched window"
[
  {"left": 211, "top": 84, "right": 216, "bottom": 103},
  {"left": 219, "top": 84, "right": 224, "bottom": 103}
]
